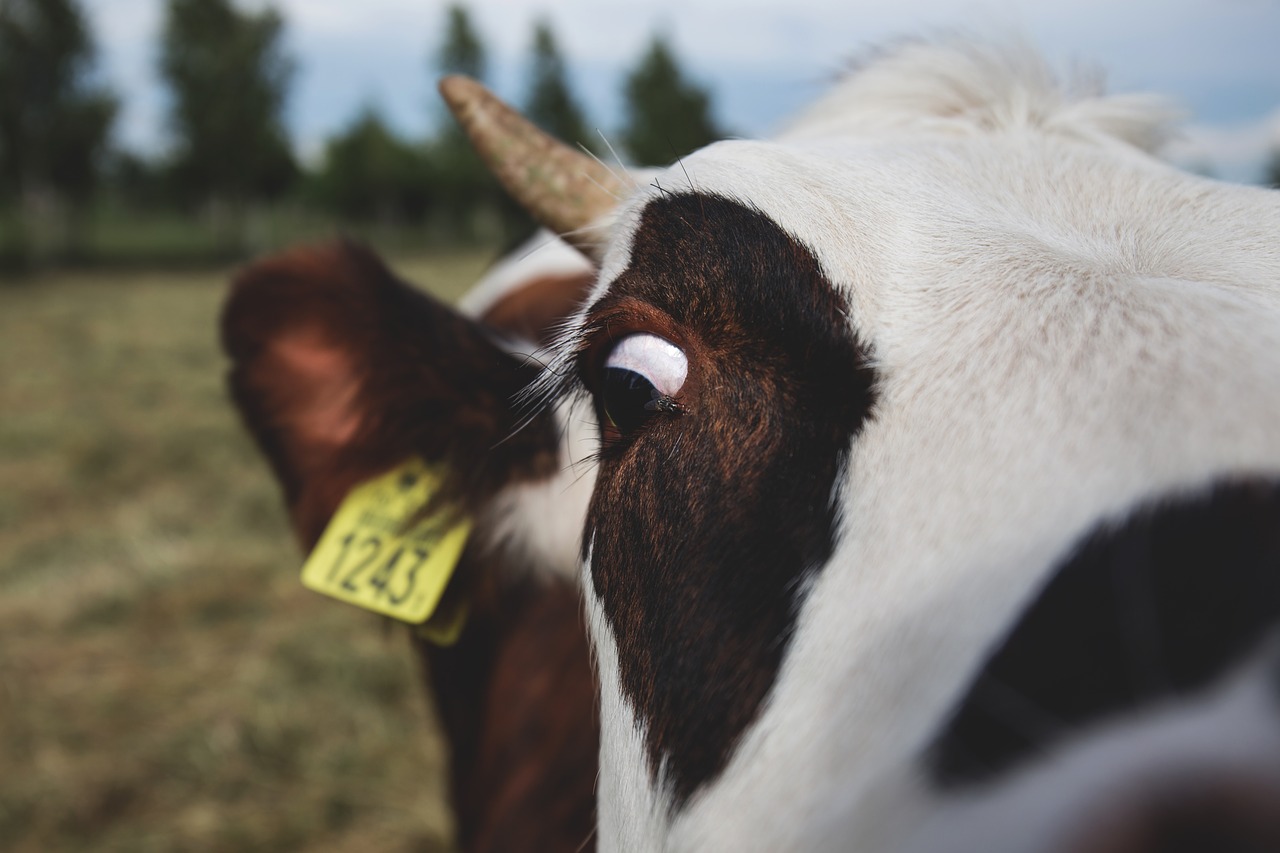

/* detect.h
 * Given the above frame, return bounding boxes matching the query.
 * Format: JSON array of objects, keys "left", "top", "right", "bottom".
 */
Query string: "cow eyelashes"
[{"left": 600, "top": 333, "right": 688, "bottom": 435}]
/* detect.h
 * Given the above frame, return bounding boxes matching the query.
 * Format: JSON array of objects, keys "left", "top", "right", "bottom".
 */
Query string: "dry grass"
[{"left": 0, "top": 250, "right": 494, "bottom": 851}]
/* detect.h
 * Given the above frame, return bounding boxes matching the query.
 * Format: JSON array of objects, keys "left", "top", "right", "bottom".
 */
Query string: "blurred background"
[{"left": 1, "top": 0, "right": 1277, "bottom": 850}]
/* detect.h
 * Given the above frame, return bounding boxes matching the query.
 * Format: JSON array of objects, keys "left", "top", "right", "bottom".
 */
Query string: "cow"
[{"left": 225, "top": 35, "right": 1280, "bottom": 853}]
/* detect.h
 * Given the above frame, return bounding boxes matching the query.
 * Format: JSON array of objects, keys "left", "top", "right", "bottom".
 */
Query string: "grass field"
[{"left": 0, "top": 250, "right": 494, "bottom": 851}]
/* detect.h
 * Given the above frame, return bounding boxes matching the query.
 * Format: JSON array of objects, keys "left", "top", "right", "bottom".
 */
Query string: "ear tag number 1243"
[{"left": 300, "top": 458, "right": 470, "bottom": 643}]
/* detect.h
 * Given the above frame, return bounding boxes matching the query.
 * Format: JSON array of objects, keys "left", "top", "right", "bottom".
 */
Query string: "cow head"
[{"left": 446, "top": 38, "right": 1280, "bottom": 851}]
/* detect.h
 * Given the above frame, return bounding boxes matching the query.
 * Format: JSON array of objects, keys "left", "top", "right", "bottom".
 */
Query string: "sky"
[{"left": 87, "top": 0, "right": 1280, "bottom": 183}]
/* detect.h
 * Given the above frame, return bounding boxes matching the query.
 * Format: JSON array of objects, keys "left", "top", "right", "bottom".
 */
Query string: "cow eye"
[{"left": 601, "top": 333, "right": 687, "bottom": 435}]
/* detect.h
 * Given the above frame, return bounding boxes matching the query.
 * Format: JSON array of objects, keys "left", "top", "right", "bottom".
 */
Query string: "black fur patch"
[
  {"left": 930, "top": 478, "right": 1280, "bottom": 788},
  {"left": 579, "top": 193, "right": 877, "bottom": 804}
]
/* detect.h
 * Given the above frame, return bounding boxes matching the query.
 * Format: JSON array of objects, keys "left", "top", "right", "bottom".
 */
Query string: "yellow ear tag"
[
  {"left": 300, "top": 458, "right": 470, "bottom": 642},
  {"left": 416, "top": 595, "right": 470, "bottom": 646}
]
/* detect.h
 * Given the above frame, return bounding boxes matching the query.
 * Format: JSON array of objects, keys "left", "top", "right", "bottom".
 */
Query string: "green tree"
[
  {"left": 621, "top": 34, "right": 722, "bottom": 167},
  {"left": 524, "top": 20, "right": 593, "bottom": 150},
  {"left": 430, "top": 3, "right": 531, "bottom": 242},
  {"left": 105, "top": 149, "right": 168, "bottom": 210},
  {"left": 1266, "top": 150, "right": 1280, "bottom": 190},
  {"left": 158, "top": 0, "right": 297, "bottom": 213},
  {"left": 438, "top": 3, "right": 485, "bottom": 81},
  {"left": 0, "top": 0, "right": 117, "bottom": 265},
  {"left": 313, "top": 105, "right": 432, "bottom": 223}
]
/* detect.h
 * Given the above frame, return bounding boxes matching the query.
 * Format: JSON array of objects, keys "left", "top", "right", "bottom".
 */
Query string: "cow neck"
[{"left": 418, "top": 561, "right": 598, "bottom": 852}]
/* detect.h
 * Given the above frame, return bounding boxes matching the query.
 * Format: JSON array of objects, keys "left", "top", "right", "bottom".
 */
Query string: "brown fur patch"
[
  {"left": 578, "top": 194, "right": 877, "bottom": 803},
  {"left": 481, "top": 271, "right": 596, "bottom": 346},
  {"left": 422, "top": 565, "right": 598, "bottom": 853},
  {"left": 267, "top": 332, "right": 363, "bottom": 447}
]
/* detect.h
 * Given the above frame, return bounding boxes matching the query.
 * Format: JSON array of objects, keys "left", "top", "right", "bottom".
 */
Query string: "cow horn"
[{"left": 439, "top": 75, "right": 628, "bottom": 263}]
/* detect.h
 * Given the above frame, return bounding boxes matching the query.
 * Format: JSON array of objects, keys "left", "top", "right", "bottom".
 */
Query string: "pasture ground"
[{"left": 0, "top": 250, "right": 494, "bottom": 851}]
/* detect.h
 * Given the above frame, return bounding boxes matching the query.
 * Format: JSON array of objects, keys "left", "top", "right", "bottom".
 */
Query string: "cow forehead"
[
  {"left": 608, "top": 135, "right": 1279, "bottom": 339},
  {"left": 582, "top": 84, "right": 1280, "bottom": 852}
]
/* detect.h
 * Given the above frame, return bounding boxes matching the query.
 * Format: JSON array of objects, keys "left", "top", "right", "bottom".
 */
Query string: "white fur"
[
  {"left": 476, "top": 396, "right": 597, "bottom": 584},
  {"left": 566, "top": 37, "right": 1280, "bottom": 852},
  {"left": 456, "top": 230, "right": 594, "bottom": 320},
  {"left": 584, "top": 538, "right": 676, "bottom": 851},
  {"left": 456, "top": 230, "right": 600, "bottom": 584},
  {"left": 776, "top": 38, "right": 1182, "bottom": 154}
]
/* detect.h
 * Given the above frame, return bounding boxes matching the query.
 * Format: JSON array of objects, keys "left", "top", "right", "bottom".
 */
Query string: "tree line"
[{"left": 0, "top": 0, "right": 724, "bottom": 269}]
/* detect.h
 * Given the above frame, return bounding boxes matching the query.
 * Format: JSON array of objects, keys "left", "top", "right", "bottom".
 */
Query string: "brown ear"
[
  {"left": 221, "top": 240, "right": 560, "bottom": 549},
  {"left": 479, "top": 271, "right": 596, "bottom": 347}
]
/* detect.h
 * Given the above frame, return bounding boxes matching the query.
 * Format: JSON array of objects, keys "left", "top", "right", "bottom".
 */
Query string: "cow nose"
[
  {"left": 931, "top": 478, "right": 1280, "bottom": 789},
  {"left": 1051, "top": 634, "right": 1280, "bottom": 853},
  {"left": 1070, "top": 776, "right": 1280, "bottom": 853},
  {"left": 905, "top": 633, "right": 1280, "bottom": 853},
  {"left": 1086, "top": 637, "right": 1280, "bottom": 853}
]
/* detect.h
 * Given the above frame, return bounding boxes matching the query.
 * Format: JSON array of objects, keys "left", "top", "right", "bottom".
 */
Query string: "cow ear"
[{"left": 220, "top": 240, "right": 561, "bottom": 549}]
